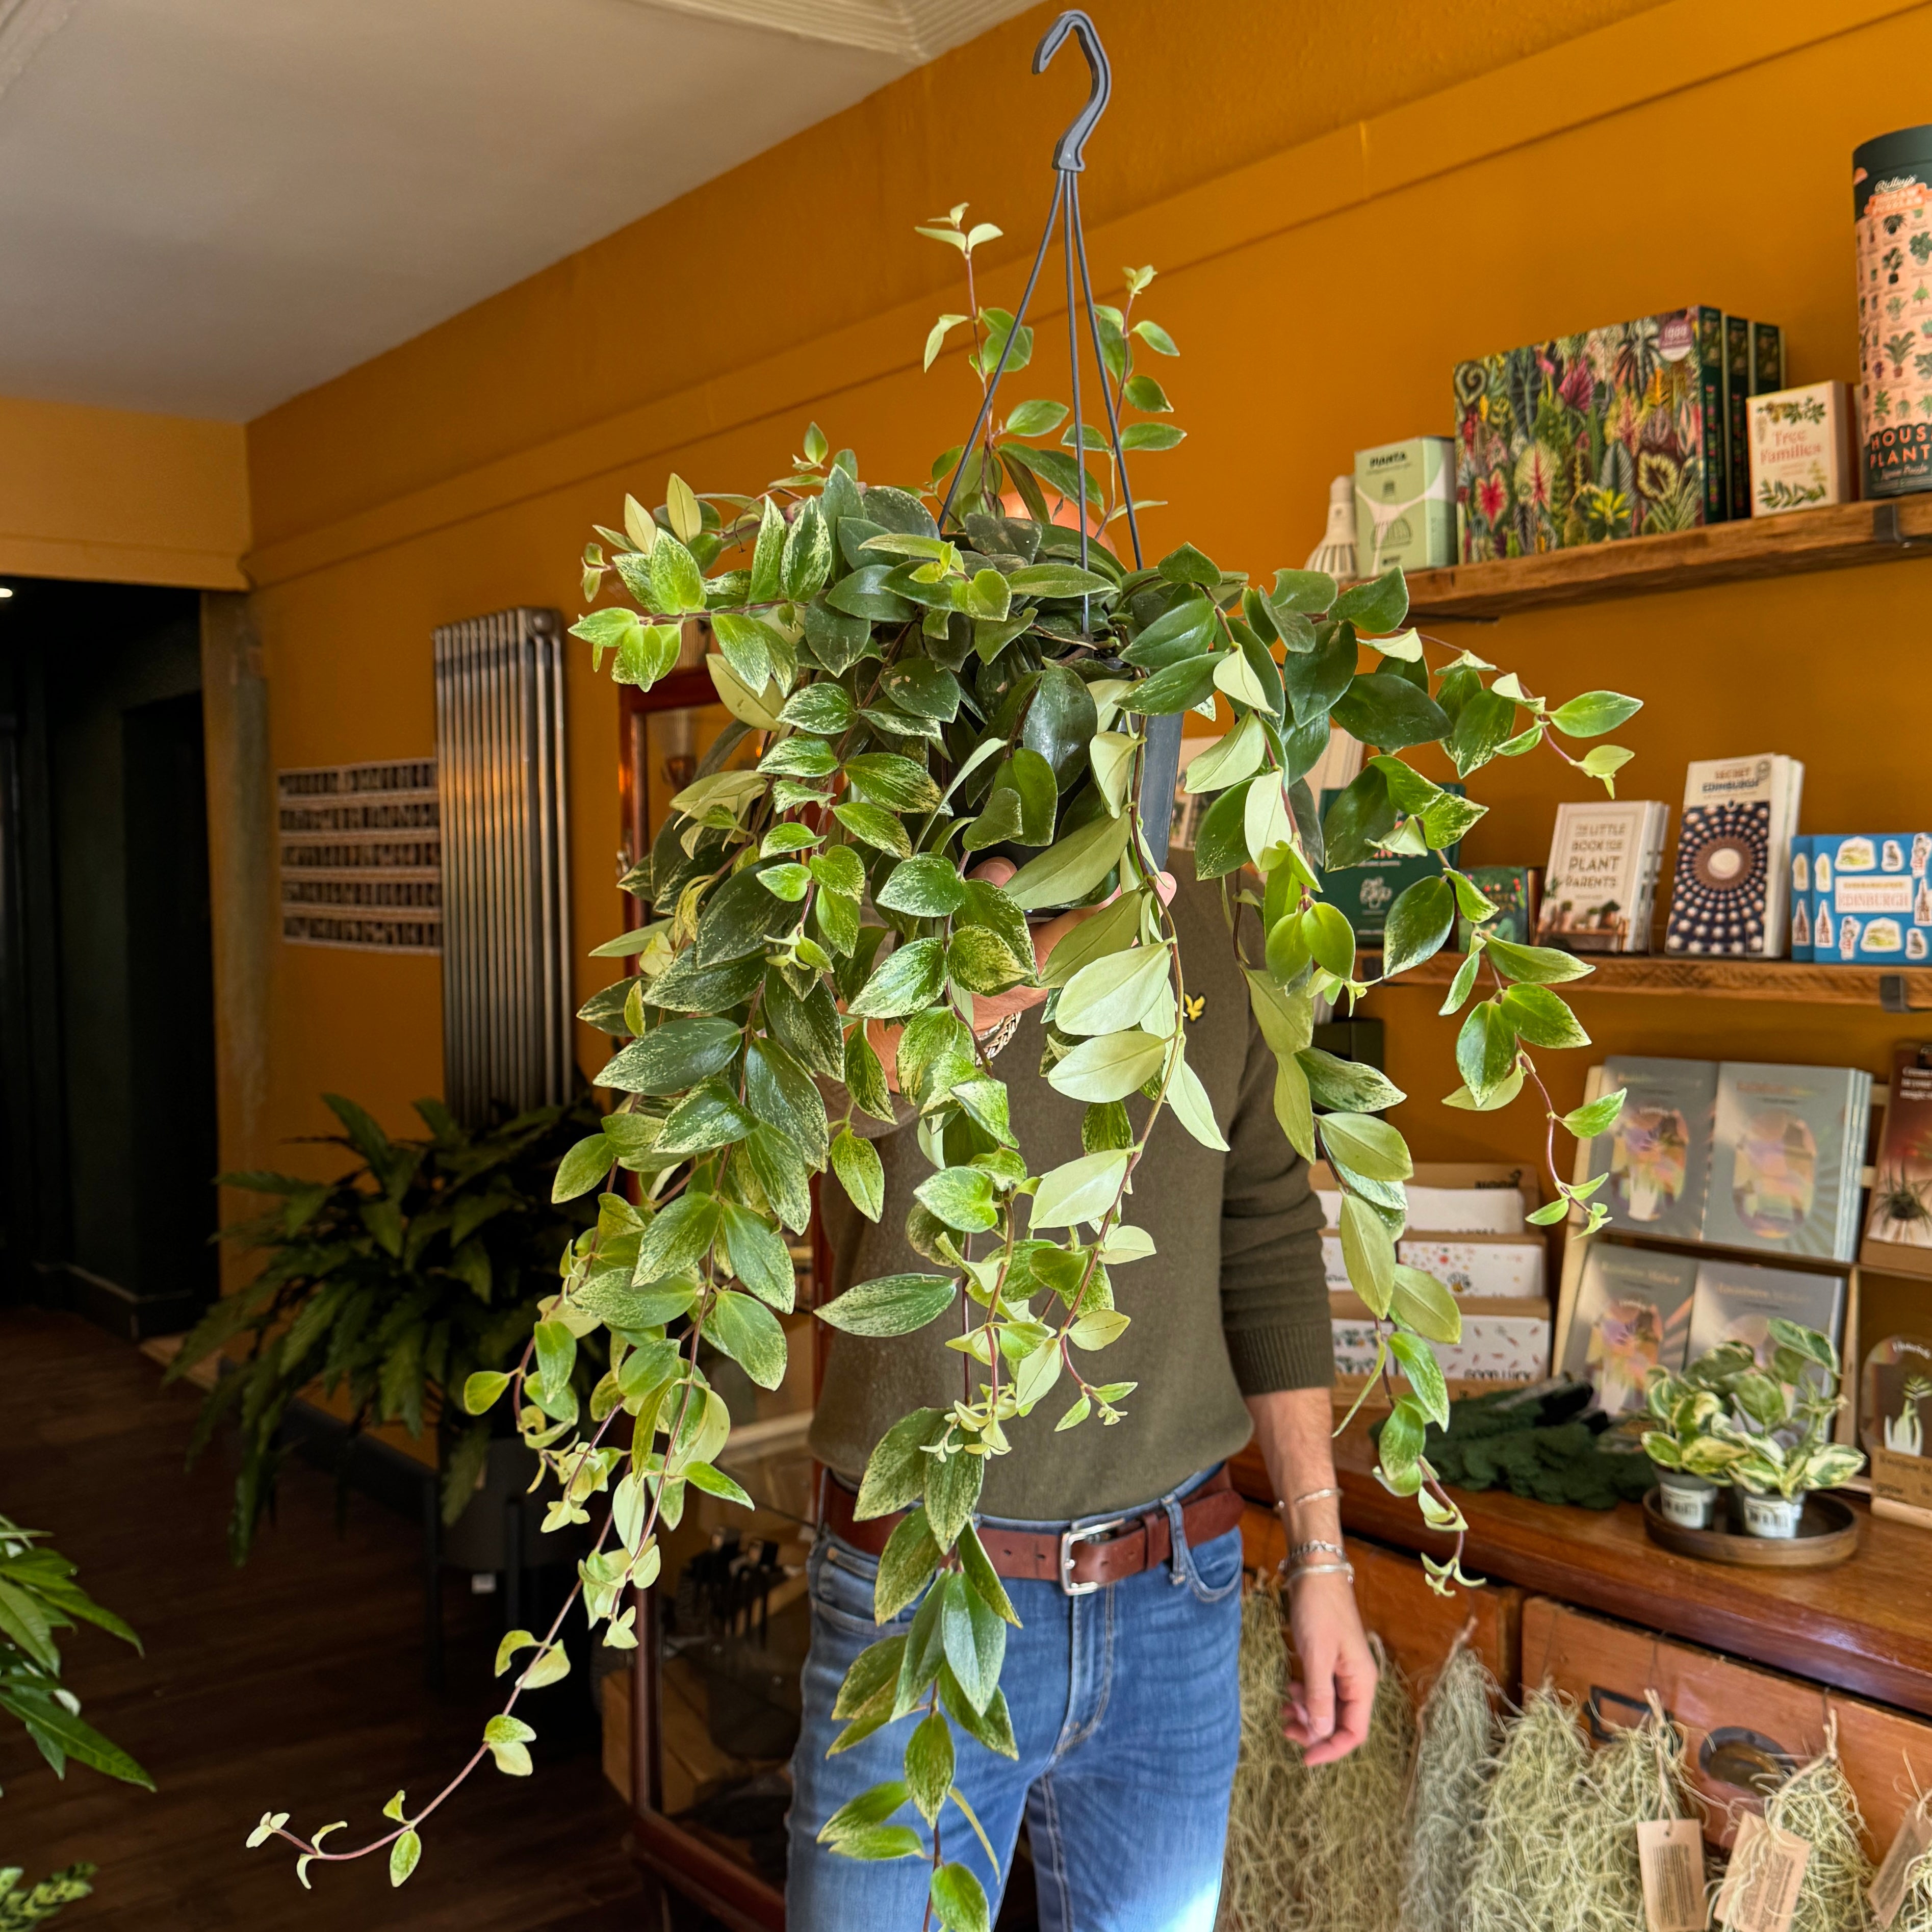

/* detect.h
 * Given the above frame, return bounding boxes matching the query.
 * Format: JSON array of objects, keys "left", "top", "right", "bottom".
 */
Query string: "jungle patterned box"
[{"left": 1454, "top": 306, "right": 1733, "bottom": 560}]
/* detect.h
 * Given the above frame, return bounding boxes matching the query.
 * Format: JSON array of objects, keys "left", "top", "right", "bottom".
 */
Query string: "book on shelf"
[
  {"left": 1559, "top": 1244, "right": 1698, "bottom": 1415},
  {"left": 1724, "top": 315, "right": 1753, "bottom": 521},
  {"left": 1687, "top": 1256, "right": 1849, "bottom": 1366},
  {"left": 1456, "top": 865, "right": 1541, "bottom": 949},
  {"left": 1322, "top": 1232, "right": 1546, "bottom": 1299},
  {"left": 1537, "top": 801, "right": 1668, "bottom": 953},
  {"left": 1862, "top": 1043, "right": 1932, "bottom": 1279},
  {"left": 1702, "top": 1060, "right": 1872, "bottom": 1263},
  {"left": 1664, "top": 754, "right": 1804, "bottom": 958},
  {"left": 1806, "top": 830, "right": 1932, "bottom": 964},
  {"left": 1583, "top": 1056, "right": 1718, "bottom": 1241}
]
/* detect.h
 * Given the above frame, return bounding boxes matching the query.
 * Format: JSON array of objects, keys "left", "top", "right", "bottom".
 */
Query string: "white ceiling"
[{"left": 0, "top": 0, "right": 1035, "bottom": 421}]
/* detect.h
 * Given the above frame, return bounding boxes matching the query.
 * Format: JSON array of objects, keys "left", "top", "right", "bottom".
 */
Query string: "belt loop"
[{"left": 1162, "top": 1490, "right": 1188, "bottom": 1586}]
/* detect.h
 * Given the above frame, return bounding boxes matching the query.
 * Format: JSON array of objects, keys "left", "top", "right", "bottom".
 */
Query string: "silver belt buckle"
[{"left": 1058, "top": 1516, "right": 1127, "bottom": 1596}]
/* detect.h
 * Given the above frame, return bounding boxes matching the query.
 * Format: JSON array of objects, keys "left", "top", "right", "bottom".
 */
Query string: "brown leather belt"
[{"left": 823, "top": 1464, "right": 1243, "bottom": 1596}]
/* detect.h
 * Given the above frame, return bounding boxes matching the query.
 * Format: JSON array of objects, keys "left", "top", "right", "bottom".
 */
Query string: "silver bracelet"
[
  {"left": 1284, "top": 1562, "right": 1355, "bottom": 1586},
  {"left": 1287, "top": 1539, "right": 1346, "bottom": 1562},
  {"left": 1286, "top": 1485, "right": 1343, "bottom": 1511},
  {"left": 975, "top": 1011, "right": 1021, "bottom": 1061}
]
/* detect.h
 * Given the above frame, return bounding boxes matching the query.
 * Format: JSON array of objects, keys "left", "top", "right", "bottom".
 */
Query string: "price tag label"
[
  {"left": 1869, "top": 1799, "right": 1932, "bottom": 1928},
  {"left": 1715, "top": 1813, "right": 1812, "bottom": 1932},
  {"left": 1639, "top": 1818, "right": 1710, "bottom": 1931}
]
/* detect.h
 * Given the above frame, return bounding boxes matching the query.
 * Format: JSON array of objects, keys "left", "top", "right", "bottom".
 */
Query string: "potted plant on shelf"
[
  {"left": 1709, "top": 1321, "right": 1865, "bottom": 1538},
  {"left": 1640, "top": 1349, "right": 1751, "bottom": 1528},
  {"left": 170, "top": 1093, "right": 605, "bottom": 1562}
]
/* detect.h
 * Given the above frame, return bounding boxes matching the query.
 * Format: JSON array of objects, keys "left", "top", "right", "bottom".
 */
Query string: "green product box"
[
  {"left": 1319, "top": 786, "right": 1463, "bottom": 947},
  {"left": 1454, "top": 865, "right": 1541, "bottom": 949},
  {"left": 1353, "top": 436, "right": 1457, "bottom": 575}
]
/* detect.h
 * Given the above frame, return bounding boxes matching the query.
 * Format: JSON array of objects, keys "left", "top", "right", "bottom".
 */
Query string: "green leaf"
[
  {"left": 1455, "top": 1002, "right": 1518, "bottom": 1105},
  {"left": 833, "top": 1824, "right": 928, "bottom": 1862},
  {"left": 831, "top": 1128, "right": 886, "bottom": 1222},
  {"left": 1004, "top": 397, "right": 1069, "bottom": 435},
  {"left": 389, "top": 1831, "right": 422, "bottom": 1888},
  {"left": 932, "top": 1863, "right": 992, "bottom": 1932},
  {"left": 1379, "top": 875, "right": 1455, "bottom": 978},
  {"left": 1165, "top": 1041, "right": 1228, "bottom": 1151},
  {"left": 834, "top": 801, "right": 914, "bottom": 858},
  {"left": 1116, "top": 653, "right": 1218, "bottom": 716},
  {"left": 1269, "top": 568, "right": 1338, "bottom": 615},
  {"left": 462, "top": 1370, "right": 510, "bottom": 1416},
  {"left": 1047, "top": 1031, "right": 1167, "bottom": 1104},
  {"left": 957, "top": 1522, "right": 1020, "bottom": 1626},
  {"left": 1120, "top": 421, "right": 1185, "bottom": 451},
  {"left": 1447, "top": 688, "right": 1518, "bottom": 776},
  {"left": 1043, "top": 889, "right": 1142, "bottom": 985},
  {"left": 905, "top": 1711, "right": 955, "bottom": 1826},
  {"left": 882, "top": 658, "right": 964, "bottom": 722},
  {"left": 707, "top": 1290, "right": 789, "bottom": 1390},
  {"left": 833, "top": 1638, "right": 908, "bottom": 1719},
  {"left": 915, "top": 1167, "right": 999, "bottom": 1234},
  {"left": 1006, "top": 562, "right": 1115, "bottom": 599},
  {"left": 848, "top": 938, "right": 947, "bottom": 1019},
  {"left": 654, "top": 1078, "right": 758, "bottom": 1157},
  {"left": 1332, "top": 566, "right": 1408, "bottom": 635},
  {"left": 1055, "top": 943, "right": 1171, "bottom": 1036},
  {"left": 647, "top": 532, "right": 706, "bottom": 615},
  {"left": 1320, "top": 1111, "right": 1411, "bottom": 1181},
  {"left": 1340, "top": 1193, "right": 1396, "bottom": 1315},
  {"left": 1003, "top": 813, "right": 1129, "bottom": 911},
  {"left": 1563, "top": 1087, "right": 1627, "bottom": 1138},
  {"left": 1295, "top": 1048, "right": 1404, "bottom": 1114},
  {"left": 1390, "top": 1265, "right": 1462, "bottom": 1344},
  {"left": 1481, "top": 936, "right": 1593, "bottom": 985},
  {"left": 819, "top": 1777, "right": 910, "bottom": 1844},
  {"left": 1122, "top": 372, "right": 1172, "bottom": 412},
  {"left": 1547, "top": 690, "right": 1642, "bottom": 737},
  {"left": 845, "top": 753, "right": 943, "bottom": 813},
  {"left": 878, "top": 856, "right": 968, "bottom": 918},
  {"left": 856, "top": 1409, "right": 947, "bottom": 1519},
  {"left": 634, "top": 1192, "right": 720, "bottom": 1283},
  {"left": 1440, "top": 947, "right": 1482, "bottom": 1016},
  {"left": 818, "top": 1272, "right": 960, "bottom": 1337},
  {"left": 1192, "top": 780, "right": 1253, "bottom": 880},
  {"left": 781, "top": 498, "right": 833, "bottom": 601},
  {"left": 1500, "top": 983, "right": 1590, "bottom": 1049},
  {"left": 875, "top": 1509, "right": 941, "bottom": 1620},
  {"left": 1389, "top": 1332, "right": 1450, "bottom": 1428},
  {"left": 750, "top": 495, "right": 785, "bottom": 600},
  {"left": 947, "top": 925, "right": 1030, "bottom": 994},
  {"left": 938, "top": 1571, "right": 1004, "bottom": 1712},
  {"left": 1331, "top": 673, "right": 1451, "bottom": 752},
  {"left": 1031, "top": 1148, "right": 1130, "bottom": 1228},
  {"left": 483, "top": 1713, "right": 536, "bottom": 1778},
  {"left": 1124, "top": 595, "right": 1217, "bottom": 668},
  {"left": 1303, "top": 900, "right": 1356, "bottom": 980},
  {"left": 1132, "top": 318, "right": 1179, "bottom": 355},
  {"left": 925, "top": 1452, "right": 984, "bottom": 1555}
]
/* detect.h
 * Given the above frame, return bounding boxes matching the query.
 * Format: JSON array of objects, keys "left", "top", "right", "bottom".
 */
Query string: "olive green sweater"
[{"left": 809, "top": 875, "right": 1331, "bottom": 1522}]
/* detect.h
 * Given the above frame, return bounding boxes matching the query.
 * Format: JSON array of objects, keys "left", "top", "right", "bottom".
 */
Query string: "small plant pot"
[
  {"left": 1653, "top": 1467, "right": 1720, "bottom": 1529},
  {"left": 1739, "top": 1491, "right": 1806, "bottom": 1539}
]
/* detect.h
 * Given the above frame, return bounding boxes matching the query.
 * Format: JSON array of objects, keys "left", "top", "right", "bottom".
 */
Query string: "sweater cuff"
[{"left": 1225, "top": 1319, "right": 1335, "bottom": 1398}]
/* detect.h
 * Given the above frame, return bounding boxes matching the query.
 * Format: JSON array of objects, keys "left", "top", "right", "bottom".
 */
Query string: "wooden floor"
[{"left": 1, "top": 1306, "right": 649, "bottom": 1931}]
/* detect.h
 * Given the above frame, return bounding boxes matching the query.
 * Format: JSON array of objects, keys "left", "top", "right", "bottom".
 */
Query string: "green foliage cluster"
[
  {"left": 0, "top": 1514, "right": 148, "bottom": 1796},
  {"left": 248, "top": 213, "right": 1640, "bottom": 1922},
  {"left": 1643, "top": 1319, "right": 1864, "bottom": 1499},
  {"left": 172, "top": 1093, "right": 604, "bottom": 1559},
  {"left": 0, "top": 1867, "right": 96, "bottom": 1932}
]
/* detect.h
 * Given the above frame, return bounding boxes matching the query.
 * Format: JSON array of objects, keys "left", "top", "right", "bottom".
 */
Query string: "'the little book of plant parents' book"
[
  {"left": 1702, "top": 1061, "right": 1871, "bottom": 1261},
  {"left": 1584, "top": 1056, "right": 1718, "bottom": 1241}
]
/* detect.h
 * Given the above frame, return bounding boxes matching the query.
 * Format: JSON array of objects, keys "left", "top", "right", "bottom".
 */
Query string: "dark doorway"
[{"left": 0, "top": 577, "right": 218, "bottom": 1336}]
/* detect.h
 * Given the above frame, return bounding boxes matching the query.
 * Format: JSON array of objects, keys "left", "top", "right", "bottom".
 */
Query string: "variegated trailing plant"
[{"left": 247, "top": 212, "right": 1640, "bottom": 1926}]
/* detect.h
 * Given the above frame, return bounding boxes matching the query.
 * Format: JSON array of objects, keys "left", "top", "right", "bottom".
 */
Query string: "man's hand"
[{"left": 1282, "top": 1571, "right": 1378, "bottom": 1766}]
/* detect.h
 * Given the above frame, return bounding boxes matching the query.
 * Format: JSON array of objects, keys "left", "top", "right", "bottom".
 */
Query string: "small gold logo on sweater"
[{"left": 1182, "top": 993, "right": 1205, "bottom": 1022}]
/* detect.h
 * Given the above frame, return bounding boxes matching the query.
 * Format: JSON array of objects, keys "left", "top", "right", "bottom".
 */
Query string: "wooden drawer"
[
  {"left": 1242, "top": 1502, "right": 1522, "bottom": 1696},
  {"left": 1523, "top": 1594, "right": 1932, "bottom": 1855}
]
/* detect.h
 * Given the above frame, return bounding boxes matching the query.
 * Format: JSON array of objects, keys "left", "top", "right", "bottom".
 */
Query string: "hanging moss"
[
  {"left": 1464, "top": 1687, "right": 1592, "bottom": 1932},
  {"left": 1557, "top": 1697, "right": 1701, "bottom": 1932},
  {"left": 1217, "top": 1587, "right": 1414, "bottom": 1932},
  {"left": 1403, "top": 1641, "right": 1503, "bottom": 1932},
  {"left": 1751, "top": 1729, "right": 1878, "bottom": 1932}
]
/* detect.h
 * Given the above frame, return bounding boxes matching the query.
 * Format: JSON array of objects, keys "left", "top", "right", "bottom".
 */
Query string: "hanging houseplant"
[{"left": 246, "top": 14, "right": 1642, "bottom": 1918}]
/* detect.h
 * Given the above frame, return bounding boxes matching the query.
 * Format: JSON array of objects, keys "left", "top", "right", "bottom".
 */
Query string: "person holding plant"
[{"left": 788, "top": 862, "right": 1374, "bottom": 1930}]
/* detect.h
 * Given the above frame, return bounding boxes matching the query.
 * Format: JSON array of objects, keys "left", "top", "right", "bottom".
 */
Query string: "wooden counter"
[{"left": 1232, "top": 1423, "right": 1932, "bottom": 1719}]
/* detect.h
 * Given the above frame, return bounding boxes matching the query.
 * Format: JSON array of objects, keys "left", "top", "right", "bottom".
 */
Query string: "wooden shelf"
[
  {"left": 1232, "top": 1425, "right": 1932, "bottom": 1717},
  {"left": 1404, "top": 497, "right": 1932, "bottom": 621},
  {"left": 1378, "top": 951, "right": 1932, "bottom": 1008}
]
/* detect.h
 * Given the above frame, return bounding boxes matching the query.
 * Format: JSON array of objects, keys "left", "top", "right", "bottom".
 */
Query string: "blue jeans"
[{"left": 785, "top": 1470, "right": 1244, "bottom": 1931}]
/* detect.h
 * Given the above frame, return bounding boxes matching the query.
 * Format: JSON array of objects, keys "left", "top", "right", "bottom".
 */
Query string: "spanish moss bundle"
[
  {"left": 1464, "top": 1686, "right": 1591, "bottom": 1932},
  {"left": 1217, "top": 1586, "right": 1415, "bottom": 1932},
  {"left": 1402, "top": 1638, "right": 1503, "bottom": 1932},
  {"left": 1895, "top": 1809, "right": 1932, "bottom": 1932},
  {"left": 1556, "top": 1695, "right": 1700, "bottom": 1932},
  {"left": 1749, "top": 1723, "right": 1878, "bottom": 1932}
]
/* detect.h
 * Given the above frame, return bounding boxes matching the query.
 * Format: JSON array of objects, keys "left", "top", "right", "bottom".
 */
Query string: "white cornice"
[{"left": 617, "top": 0, "right": 1027, "bottom": 62}]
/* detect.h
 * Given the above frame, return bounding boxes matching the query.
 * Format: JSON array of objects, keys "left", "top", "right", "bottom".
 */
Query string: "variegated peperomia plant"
[{"left": 249, "top": 226, "right": 1639, "bottom": 1925}]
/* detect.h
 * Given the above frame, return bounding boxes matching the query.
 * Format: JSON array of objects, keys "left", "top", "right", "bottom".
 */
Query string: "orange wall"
[
  {"left": 0, "top": 394, "right": 248, "bottom": 588},
  {"left": 239, "top": 0, "right": 1932, "bottom": 1192}
]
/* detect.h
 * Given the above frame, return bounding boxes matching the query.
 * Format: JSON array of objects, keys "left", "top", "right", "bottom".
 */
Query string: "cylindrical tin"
[{"left": 1854, "top": 125, "right": 1932, "bottom": 497}]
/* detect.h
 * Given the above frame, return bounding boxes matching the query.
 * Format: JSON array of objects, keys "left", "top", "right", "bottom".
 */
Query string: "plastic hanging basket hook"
[{"left": 1034, "top": 10, "right": 1111, "bottom": 173}]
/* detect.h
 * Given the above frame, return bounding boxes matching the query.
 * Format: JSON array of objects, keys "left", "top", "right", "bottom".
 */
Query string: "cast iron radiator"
[{"left": 432, "top": 606, "right": 574, "bottom": 1125}]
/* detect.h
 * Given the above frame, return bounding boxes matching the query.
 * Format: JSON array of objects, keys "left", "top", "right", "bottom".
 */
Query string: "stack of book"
[
  {"left": 1664, "top": 755, "right": 1805, "bottom": 959},
  {"left": 1582, "top": 1054, "right": 1872, "bottom": 1263},
  {"left": 1537, "top": 802, "right": 1669, "bottom": 953},
  {"left": 1790, "top": 831, "right": 1932, "bottom": 963},
  {"left": 1315, "top": 1162, "right": 1553, "bottom": 1396},
  {"left": 1560, "top": 1244, "right": 1847, "bottom": 1414}
]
